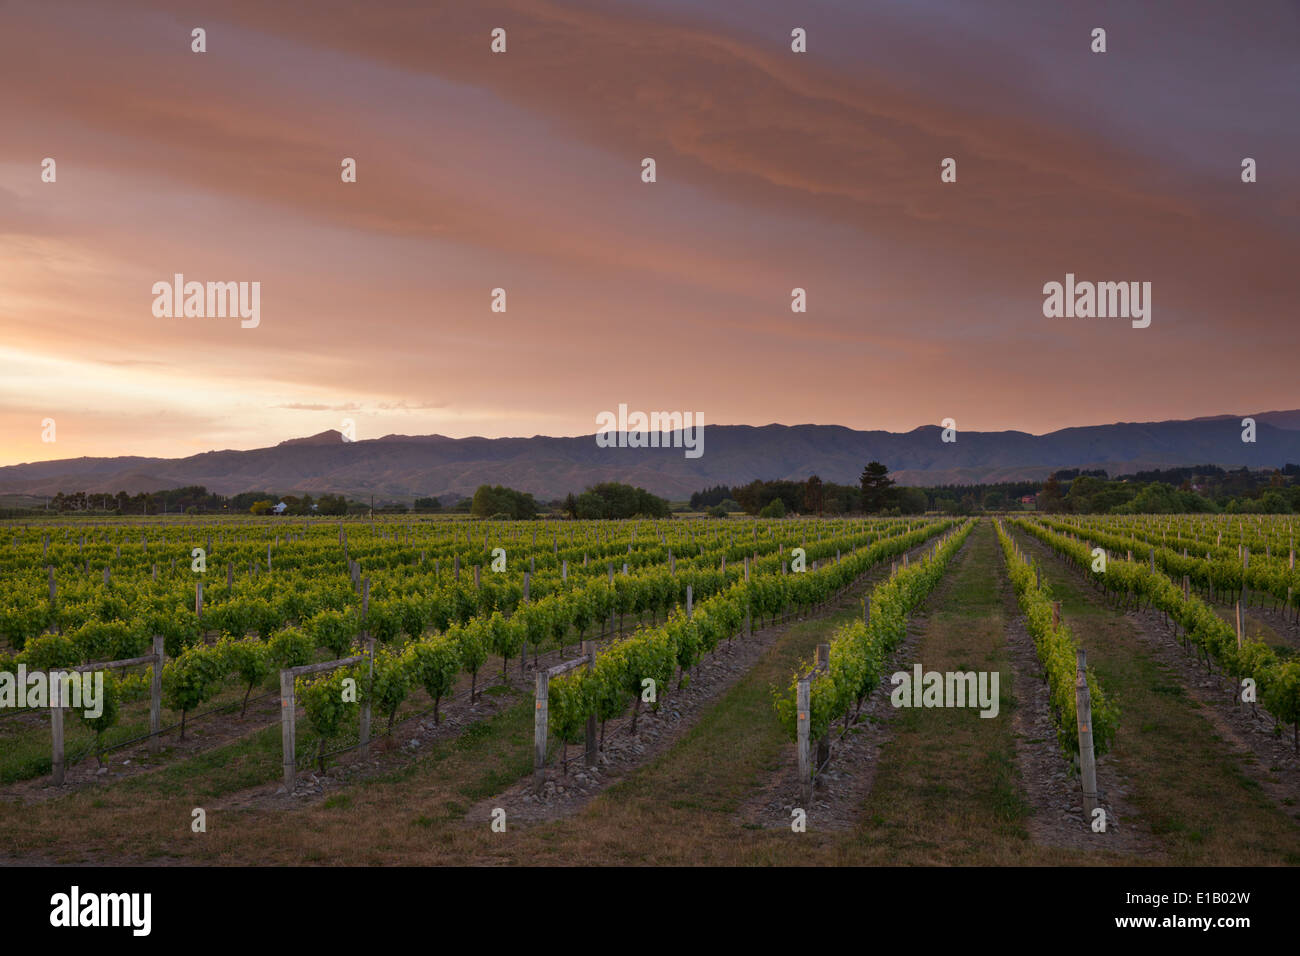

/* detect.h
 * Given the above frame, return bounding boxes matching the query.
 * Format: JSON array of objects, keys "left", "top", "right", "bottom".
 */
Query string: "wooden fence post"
[
  {"left": 744, "top": 557, "right": 752, "bottom": 637},
  {"left": 583, "top": 641, "right": 597, "bottom": 768},
  {"left": 1075, "top": 649, "right": 1098, "bottom": 820},
  {"left": 195, "top": 581, "right": 203, "bottom": 621},
  {"left": 815, "top": 644, "right": 830, "bottom": 770},
  {"left": 797, "top": 676, "right": 812, "bottom": 806},
  {"left": 149, "top": 636, "right": 164, "bottom": 753},
  {"left": 686, "top": 584, "right": 693, "bottom": 620},
  {"left": 534, "top": 671, "right": 549, "bottom": 793},
  {"left": 1052, "top": 601, "right": 1061, "bottom": 630},
  {"left": 1243, "top": 548, "right": 1250, "bottom": 607},
  {"left": 359, "top": 638, "right": 374, "bottom": 758},
  {"left": 51, "top": 673, "right": 65, "bottom": 786},
  {"left": 48, "top": 566, "right": 56, "bottom": 605},
  {"left": 281, "top": 670, "right": 296, "bottom": 789}
]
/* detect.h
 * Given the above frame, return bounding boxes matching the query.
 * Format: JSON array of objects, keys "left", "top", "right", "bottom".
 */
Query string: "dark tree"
[
  {"left": 804, "top": 474, "right": 824, "bottom": 516},
  {"left": 859, "top": 461, "right": 895, "bottom": 513}
]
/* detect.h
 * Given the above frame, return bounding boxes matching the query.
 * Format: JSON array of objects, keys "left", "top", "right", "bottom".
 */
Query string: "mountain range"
[{"left": 3, "top": 411, "right": 1299, "bottom": 503}]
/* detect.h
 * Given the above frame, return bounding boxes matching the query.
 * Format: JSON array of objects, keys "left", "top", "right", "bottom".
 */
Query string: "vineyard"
[
  {"left": 0, "top": 515, "right": 940, "bottom": 784},
  {"left": 0, "top": 514, "right": 1297, "bottom": 866}
]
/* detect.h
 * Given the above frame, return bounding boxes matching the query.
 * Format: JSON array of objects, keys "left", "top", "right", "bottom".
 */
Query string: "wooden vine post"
[
  {"left": 744, "top": 557, "right": 752, "bottom": 638},
  {"left": 149, "top": 636, "right": 164, "bottom": 754},
  {"left": 1074, "top": 649, "right": 1099, "bottom": 820},
  {"left": 796, "top": 675, "right": 811, "bottom": 806},
  {"left": 583, "top": 640, "right": 597, "bottom": 768},
  {"left": 50, "top": 680, "right": 64, "bottom": 786},
  {"left": 796, "top": 647, "right": 831, "bottom": 806},
  {"left": 815, "top": 643, "right": 830, "bottom": 770}
]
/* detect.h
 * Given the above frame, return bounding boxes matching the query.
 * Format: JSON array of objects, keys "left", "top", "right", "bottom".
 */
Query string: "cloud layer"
[{"left": 1, "top": 0, "right": 1295, "bottom": 465}]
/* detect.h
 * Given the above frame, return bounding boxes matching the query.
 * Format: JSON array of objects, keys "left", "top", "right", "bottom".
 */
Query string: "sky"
[{"left": 1, "top": 0, "right": 1296, "bottom": 466}]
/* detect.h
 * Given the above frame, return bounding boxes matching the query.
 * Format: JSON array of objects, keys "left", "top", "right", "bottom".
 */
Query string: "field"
[{"left": 0, "top": 513, "right": 1297, "bottom": 866}]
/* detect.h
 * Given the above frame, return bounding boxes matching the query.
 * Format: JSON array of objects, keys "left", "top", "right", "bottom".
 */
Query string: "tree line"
[{"left": 690, "top": 461, "right": 1300, "bottom": 516}]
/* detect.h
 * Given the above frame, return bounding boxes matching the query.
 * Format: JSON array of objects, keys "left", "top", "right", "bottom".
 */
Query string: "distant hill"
[{"left": 1, "top": 412, "right": 1298, "bottom": 502}]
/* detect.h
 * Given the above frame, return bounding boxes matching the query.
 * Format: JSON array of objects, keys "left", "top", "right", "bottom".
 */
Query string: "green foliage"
[
  {"left": 297, "top": 668, "right": 361, "bottom": 768},
  {"left": 470, "top": 485, "right": 539, "bottom": 520},
  {"left": 66, "top": 619, "right": 146, "bottom": 663},
  {"left": 118, "top": 668, "right": 152, "bottom": 703},
  {"left": 369, "top": 646, "right": 412, "bottom": 732},
  {"left": 217, "top": 636, "right": 271, "bottom": 714},
  {"left": 76, "top": 672, "right": 121, "bottom": 762},
  {"left": 407, "top": 634, "right": 461, "bottom": 721},
  {"left": 267, "top": 627, "right": 314, "bottom": 670},
  {"left": 16, "top": 633, "right": 78, "bottom": 670},
  {"left": 162, "top": 645, "right": 225, "bottom": 734},
  {"left": 306, "top": 608, "right": 359, "bottom": 658},
  {"left": 548, "top": 672, "right": 589, "bottom": 746},
  {"left": 485, "top": 611, "right": 524, "bottom": 668},
  {"left": 574, "top": 482, "right": 670, "bottom": 519},
  {"left": 0, "top": 600, "right": 53, "bottom": 650},
  {"left": 451, "top": 619, "right": 488, "bottom": 689}
]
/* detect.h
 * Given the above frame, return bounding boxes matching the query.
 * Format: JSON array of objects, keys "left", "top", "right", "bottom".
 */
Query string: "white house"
[{"left": 272, "top": 501, "right": 289, "bottom": 515}]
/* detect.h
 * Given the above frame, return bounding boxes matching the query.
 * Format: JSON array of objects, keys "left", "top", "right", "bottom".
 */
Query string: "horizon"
[{"left": 4, "top": 408, "right": 1299, "bottom": 470}]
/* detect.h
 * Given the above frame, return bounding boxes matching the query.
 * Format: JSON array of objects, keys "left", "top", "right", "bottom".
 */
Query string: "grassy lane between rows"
[{"left": 844, "top": 519, "right": 1085, "bottom": 864}]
